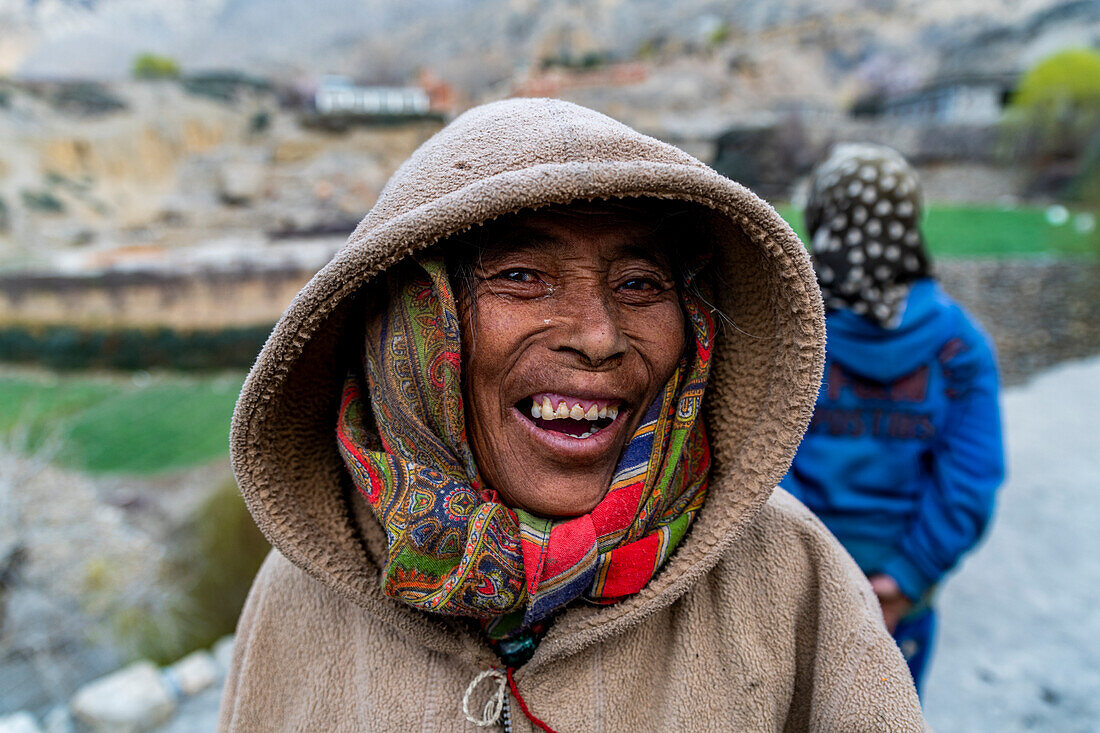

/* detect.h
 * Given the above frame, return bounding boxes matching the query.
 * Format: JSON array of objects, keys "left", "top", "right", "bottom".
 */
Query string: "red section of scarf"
[
  {"left": 601, "top": 532, "right": 663, "bottom": 597},
  {"left": 542, "top": 518, "right": 597, "bottom": 579},
  {"left": 589, "top": 480, "right": 646, "bottom": 534},
  {"left": 520, "top": 479, "right": 649, "bottom": 596}
]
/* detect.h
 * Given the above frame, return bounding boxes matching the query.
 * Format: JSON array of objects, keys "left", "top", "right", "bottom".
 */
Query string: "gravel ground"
[{"left": 923, "top": 355, "right": 1100, "bottom": 732}]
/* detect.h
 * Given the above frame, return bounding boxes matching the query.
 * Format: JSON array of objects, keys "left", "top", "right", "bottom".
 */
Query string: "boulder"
[
  {"left": 212, "top": 635, "right": 235, "bottom": 676},
  {"left": 217, "top": 160, "right": 265, "bottom": 205},
  {"left": 70, "top": 661, "right": 176, "bottom": 733},
  {"left": 164, "top": 650, "right": 218, "bottom": 696},
  {"left": 0, "top": 712, "right": 42, "bottom": 733},
  {"left": 41, "top": 707, "right": 72, "bottom": 733}
]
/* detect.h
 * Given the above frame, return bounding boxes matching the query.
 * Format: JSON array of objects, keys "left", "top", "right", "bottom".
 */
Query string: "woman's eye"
[
  {"left": 620, "top": 278, "right": 660, "bottom": 292},
  {"left": 496, "top": 268, "right": 539, "bottom": 283},
  {"left": 482, "top": 268, "right": 552, "bottom": 298}
]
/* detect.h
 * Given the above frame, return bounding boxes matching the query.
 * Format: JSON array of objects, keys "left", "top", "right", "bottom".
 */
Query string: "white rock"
[
  {"left": 165, "top": 650, "right": 218, "bottom": 696},
  {"left": 212, "top": 635, "right": 235, "bottom": 675},
  {"left": 0, "top": 712, "right": 43, "bottom": 733},
  {"left": 70, "top": 661, "right": 176, "bottom": 733},
  {"left": 218, "top": 160, "right": 265, "bottom": 205},
  {"left": 42, "top": 707, "right": 73, "bottom": 733}
]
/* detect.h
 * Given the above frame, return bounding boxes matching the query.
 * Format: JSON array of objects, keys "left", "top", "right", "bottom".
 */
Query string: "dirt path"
[{"left": 923, "top": 355, "right": 1100, "bottom": 732}]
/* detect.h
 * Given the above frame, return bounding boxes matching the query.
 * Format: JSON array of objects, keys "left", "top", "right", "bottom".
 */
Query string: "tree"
[
  {"left": 1014, "top": 48, "right": 1100, "bottom": 112},
  {"left": 131, "top": 53, "right": 180, "bottom": 80},
  {"left": 1008, "top": 48, "right": 1100, "bottom": 161}
]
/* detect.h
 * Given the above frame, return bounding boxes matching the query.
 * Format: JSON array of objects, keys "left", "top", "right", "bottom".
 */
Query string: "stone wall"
[
  {"left": 0, "top": 267, "right": 311, "bottom": 331},
  {"left": 936, "top": 259, "right": 1100, "bottom": 386}
]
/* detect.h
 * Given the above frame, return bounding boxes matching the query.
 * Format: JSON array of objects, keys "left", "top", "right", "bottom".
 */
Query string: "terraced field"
[
  {"left": 0, "top": 370, "right": 244, "bottom": 474},
  {"left": 777, "top": 204, "right": 1099, "bottom": 258}
]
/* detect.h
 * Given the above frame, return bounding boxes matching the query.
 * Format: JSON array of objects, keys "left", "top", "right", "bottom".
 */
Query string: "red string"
[{"left": 506, "top": 667, "right": 557, "bottom": 733}]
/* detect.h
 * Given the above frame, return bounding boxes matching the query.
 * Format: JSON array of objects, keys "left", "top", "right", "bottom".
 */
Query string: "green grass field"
[
  {"left": 0, "top": 371, "right": 244, "bottom": 474},
  {"left": 776, "top": 204, "right": 1099, "bottom": 258}
]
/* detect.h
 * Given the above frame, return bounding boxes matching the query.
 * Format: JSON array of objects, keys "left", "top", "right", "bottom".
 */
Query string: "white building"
[
  {"left": 314, "top": 76, "right": 430, "bottom": 116},
  {"left": 873, "top": 75, "right": 1016, "bottom": 125}
]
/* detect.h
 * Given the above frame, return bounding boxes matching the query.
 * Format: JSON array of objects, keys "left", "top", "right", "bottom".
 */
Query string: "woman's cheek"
[{"left": 627, "top": 301, "right": 685, "bottom": 373}]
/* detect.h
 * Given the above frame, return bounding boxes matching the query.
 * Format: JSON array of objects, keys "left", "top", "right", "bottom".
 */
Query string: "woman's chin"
[{"left": 498, "top": 483, "right": 610, "bottom": 518}]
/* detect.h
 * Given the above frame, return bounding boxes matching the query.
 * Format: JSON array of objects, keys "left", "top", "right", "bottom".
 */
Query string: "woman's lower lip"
[{"left": 509, "top": 405, "right": 626, "bottom": 461}]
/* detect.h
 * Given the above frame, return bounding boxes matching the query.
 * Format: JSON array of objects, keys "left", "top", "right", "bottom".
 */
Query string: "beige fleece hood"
[
  {"left": 223, "top": 98, "right": 931, "bottom": 733},
  {"left": 230, "top": 97, "right": 825, "bottom": 663}
]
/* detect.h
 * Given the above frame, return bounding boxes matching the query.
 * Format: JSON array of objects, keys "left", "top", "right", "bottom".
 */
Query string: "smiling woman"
[
  {"left": 332, "top": 200, "right": 713, "bottom": 646},
  {"left": 220, "top": 99, "right": 927, "bottom": 732}
]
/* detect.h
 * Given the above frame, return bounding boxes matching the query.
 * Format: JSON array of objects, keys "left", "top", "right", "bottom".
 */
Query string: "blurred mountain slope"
[{"left": 2, "top": 0, "right": 1092, "bottom": 94}]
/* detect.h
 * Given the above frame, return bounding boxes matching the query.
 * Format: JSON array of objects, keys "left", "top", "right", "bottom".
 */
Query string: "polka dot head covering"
[{"left": 805, "top": 143, "right": 931, "bottom": 329}]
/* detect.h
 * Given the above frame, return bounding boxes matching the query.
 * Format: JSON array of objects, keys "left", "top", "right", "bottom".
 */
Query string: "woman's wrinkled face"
[{"left": 458, "top": 208, "right": 685, "bottom": 517}]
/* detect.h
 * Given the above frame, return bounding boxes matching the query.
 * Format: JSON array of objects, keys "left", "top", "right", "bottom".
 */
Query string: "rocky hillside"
[
  {"left": 0, "top": 80, "right": 440, "bottom": 269},
  {"left": 3, "top": 1, "right": 1100, "bottom": 270},
  {"left": 3, "top": 0, "right": 1099, "bottom": 106}
]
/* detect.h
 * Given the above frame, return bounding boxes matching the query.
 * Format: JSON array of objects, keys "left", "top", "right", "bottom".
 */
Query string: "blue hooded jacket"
[{"left": 782, "top": 278, "right": 1005, "bottom": 602}]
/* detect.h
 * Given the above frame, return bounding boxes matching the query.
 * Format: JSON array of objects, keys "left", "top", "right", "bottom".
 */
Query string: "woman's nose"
[{"left": 554, "top": 287, "right": 628, "bottom": 368}]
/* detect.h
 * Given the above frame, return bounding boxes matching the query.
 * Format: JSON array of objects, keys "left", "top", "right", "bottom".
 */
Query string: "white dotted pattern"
[{"left": 806, "top": 144, "right": 929, "bottom": 329}]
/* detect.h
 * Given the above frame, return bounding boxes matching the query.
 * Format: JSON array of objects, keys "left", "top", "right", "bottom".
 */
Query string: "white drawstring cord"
[{"left": 462, "top": 668, "right": 508, "bottom": 727}]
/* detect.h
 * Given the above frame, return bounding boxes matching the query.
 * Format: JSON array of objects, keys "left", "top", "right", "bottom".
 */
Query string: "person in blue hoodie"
[{"left": 783, "top": 144, "right": 1005, "bottom": 694}]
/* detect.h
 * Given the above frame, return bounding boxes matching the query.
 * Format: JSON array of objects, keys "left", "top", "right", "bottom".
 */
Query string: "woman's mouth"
[{"left": 516, "top": 393, "right": 621, "bottom": 439}]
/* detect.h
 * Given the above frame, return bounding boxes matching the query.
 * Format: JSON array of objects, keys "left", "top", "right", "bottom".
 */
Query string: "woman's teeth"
[
  {"left": 525, "top": 395, "right": 620, "bottom": 439},
  {"left": 529, "top": 398, "right": 619, "bottom": 422}
]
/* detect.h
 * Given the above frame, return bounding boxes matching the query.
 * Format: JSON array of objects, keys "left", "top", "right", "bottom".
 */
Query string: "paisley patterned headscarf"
[
  {"left": 337, "top": 248, "right": 714, "bottom": 639},
  {"left": 805, "top": 144, "right": 932, "bottom": 328}
]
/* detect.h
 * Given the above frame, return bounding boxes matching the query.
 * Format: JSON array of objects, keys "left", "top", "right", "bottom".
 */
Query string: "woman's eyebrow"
[
  {"left": 616, "top": 242, "right": 673, "bottom": 269},
  {"left": 479, "top": 228, "right": 562, "bottom": 258}
]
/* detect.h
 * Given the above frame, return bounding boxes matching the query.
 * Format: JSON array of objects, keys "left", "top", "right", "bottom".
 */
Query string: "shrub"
[
  {"left": 83, "top": 478, "right": 269, "bottom": 665},
  {"left": 180, "top": 477, "right": 270, "bottom": 651},
  {"left": 1013, "top": 48, "right": 1100, "bottom": 112},
  {"left": 1007, "top": 48, "right": 1100, "bottom": 161},
  {"left": 132, "top": 53, "right": 181, "bottom": 80},
  {"left": 705, "top": 20, "right": 731, "bottom": 47},
  {"left": 20, "top": 189, "right": 64, "bottom": 214},
  {"left": 0, "top": 324, "right": 270, "bottom": 371},
  {"left": 50, "top": 82, "right": 127, "bottom": 116}
]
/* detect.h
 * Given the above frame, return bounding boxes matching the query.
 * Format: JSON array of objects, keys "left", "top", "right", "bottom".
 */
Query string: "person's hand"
[{"left": 868, "top": 574, "right": 913, "bottom": 634}]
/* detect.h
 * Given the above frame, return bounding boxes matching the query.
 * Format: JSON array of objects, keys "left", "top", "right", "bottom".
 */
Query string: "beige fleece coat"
[{"left": 220, "top": 98, "right": 926, "bottom": 732}]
